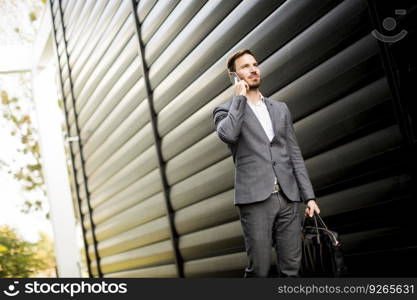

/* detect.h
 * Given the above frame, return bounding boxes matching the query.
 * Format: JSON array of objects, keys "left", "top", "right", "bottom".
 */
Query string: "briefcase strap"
[{"left": 302, "top": 212, "right": 328, "bottom": 230}]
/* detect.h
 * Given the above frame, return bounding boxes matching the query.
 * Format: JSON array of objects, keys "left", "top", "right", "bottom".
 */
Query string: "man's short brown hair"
[{"left": 227, "top": 49, "right": 255, "bottom": 72}]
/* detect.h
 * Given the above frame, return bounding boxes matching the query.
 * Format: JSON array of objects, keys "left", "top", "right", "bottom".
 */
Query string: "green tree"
[
  {"left": 0, "top": 225, "right": 49, "bottom": 277},
  {"left": 0, "top": 0, "right": 48, "bottom": 215},
  {"left": 31, "top": 232, "right": 56, "bottom": 277},
  {"left": 1, "top": 90, "right": 46, "bottom": 214}
]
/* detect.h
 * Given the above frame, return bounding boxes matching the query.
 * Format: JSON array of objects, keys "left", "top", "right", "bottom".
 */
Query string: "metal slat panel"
[
  {"left": 341, "top": 227, "right": 403, "bottom": 254},
  {"left": 87, "top": 214, "right": 170, "bottom": 251},
  {"left": 161, "top": 86, "right": 233, "bottom": 161},
  {"left": 87, "top": 195, "right": 167, "bottom": 244},
  {"left": 59, "top": 50, "right": 67, "bottom": 70},
  {"left": 70, "top": 22, "right": 135, "bottom": 127},
  {"left": 297, "top": 78, "right": 393, "bottom": 156},
  {"left": 65, "top": 0, "right": 95, "bottom": 54},
  {"left": 170, "top": 158, "right": 234, "bottom": 211},
  {"left": 79, "top": 58, "right": 142, "bottom": 141},
  {"left": 58, "top": 35, "right": 65, "bottom": 56},
  {"left": 72, "top": 63, "right": 142, "bottom": 175},
  {"left": 82, "top": 168, "right": 162, "bottom": 214},
  {"left": 179, "top": 221, "right": 243, "bottom": 261},
  {"left": 89, "top": 220, "right": 171, "bottom": 261},
  {"left": 140, "top": 0, "right": 179, "bottom": 44},
  {"left": 69, "top": 1, "right": 125, "bottom": 81},
  {"left": 137, "top": 0, "right": 158, "bottom": 23},
  {"left": 79, "top": 118, "right": 153, "bottom": 179},
  {"left": 91, "top": 239, "right": 174, "bottom": 274},
  {"left": 259, "top": 0, "right": 370, "bottom": 96},
  {"left": 81, "top": 79, "right": 147, "bottom": 156},
  {"left": 183, "top": 252, "right": 247, "bottom": 277},
  {"left": 61, "top": 0, "right": 69, "bottom": 12},
  {"left": 156, "top": 0, "right": 349, "bottom": 139},
  {"left": 52, "top": 0, "right": 59, "bottom": 14},
  {"left": 53, "top": 12, "right": 63, "bottom": 41},
  {"left": 84, "top": 111, "right": 151, "bottom": 191},
  {"left": 62, "top": 71, "right": 69, "bottom": 91},
  {"left": 75, "top": 36, "right": 138, "bottom": 119},
  {"left": 72, "top": 17, "right": 133, "bottom": 91},
  {"left": 105, "top": 264, "right": 176, "bottom": 278},
  {"left": 271, "top": 34, "right": 381, "bottom": 117},
  {"left": 75, "top": 116, "right": 152, "bottom": 190},
  {"left": 61, "top": 0, "right": 76, "bottom": 27},
  {"left": 64, "top": 0, "right": 89, "bottom": 45},
  {"left": 307, "top": 126, "right": 402, "bottom": 189},
  {"left": 147, "top": 0, "right": 241, "bottom": 85},
  {"left": 175, "top": 190, "right": 236, "bottom": 235},
  {"left": 62, "top": 93, "right": 72, "bottom": 116},
  {"left": 67, "top": 1, "right": 108, "bottom": 59},
  {"left": 318, "top": 174, "right": 412, "bottom": 217},
  {"left": 86, "top": 192, "right": 165, "bottom": 232},
  {"left": 166, "top": 133, "right": 229, "bottom": 185},
  {"left": 62, "top": 0, "right": 83, "bottom": 31},
  {"left": 68, "top": 121, "right": 76, "bottom": 139},
  {"left": 145, "top": 0, "right": 207, "bottom": 65},
  {"left": 90, "top": 146, "right": 158, "bottom": 205},
  {"left": 60, "top": 60, "right": 68, "bottom": 81},
  {"left": 152, "top": 0, "right": 284, "bottom": 113}
]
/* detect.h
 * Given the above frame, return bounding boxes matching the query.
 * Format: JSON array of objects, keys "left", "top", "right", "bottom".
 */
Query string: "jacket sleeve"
[
  {"left": 283, "top": 103, "right": 316, "bottom": 203},
  {"left": 213, "top": 95, "right": 247, "bottom": 144}
]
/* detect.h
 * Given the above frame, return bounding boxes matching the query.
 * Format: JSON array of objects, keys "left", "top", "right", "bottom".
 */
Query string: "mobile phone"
[{"left": 229, "top": 72, "right": 240, "bottom": 85}]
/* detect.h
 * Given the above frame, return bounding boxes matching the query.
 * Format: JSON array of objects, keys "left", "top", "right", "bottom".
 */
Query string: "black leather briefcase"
[{"left": 300, "top": 212, "right": 348, "bottom": 277}]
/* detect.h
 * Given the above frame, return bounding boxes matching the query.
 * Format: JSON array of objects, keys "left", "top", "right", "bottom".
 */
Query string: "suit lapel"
[
  {"left": 264, "top": 97, "right": 279, "bottom": 138},
  {"left": 244, "top": 97, "right": 282, "bottom": 143},
  {"left": 244, "top": 101, "right": 270, "bottom": 142}
]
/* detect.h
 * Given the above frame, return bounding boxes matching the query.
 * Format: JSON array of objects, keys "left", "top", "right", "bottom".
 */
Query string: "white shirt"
[
  {"left": 246, "top": 95, "right": 278, "bottom": 186},
  {"left": 246, "top": 96, "right": 275, "bottom": 142}
]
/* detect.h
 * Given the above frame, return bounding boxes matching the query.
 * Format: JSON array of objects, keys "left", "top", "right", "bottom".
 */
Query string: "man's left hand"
[{"left": 305, "top": 200, "right": 320, "bottom": 218}]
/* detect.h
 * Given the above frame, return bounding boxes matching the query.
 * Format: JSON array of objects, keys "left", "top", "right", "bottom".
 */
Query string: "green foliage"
[
  {"left": 29, "top": 11, "right": 37, "bottom": 22},
  {"left": 0, "top": 90, "right": 46, "bottom": 214},
  {"left": 0, "top": 225, "right": 53, "bottom": 278}
]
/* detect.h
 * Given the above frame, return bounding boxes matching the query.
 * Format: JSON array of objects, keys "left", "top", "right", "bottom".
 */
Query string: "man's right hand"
[{"left": 234, "top": 78, "right": 249, "bottom": 96}]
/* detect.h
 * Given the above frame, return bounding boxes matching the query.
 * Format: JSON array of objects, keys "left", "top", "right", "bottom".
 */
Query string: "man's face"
[{"left": 234, "top": 53, "right": 261, "bottom": 90}]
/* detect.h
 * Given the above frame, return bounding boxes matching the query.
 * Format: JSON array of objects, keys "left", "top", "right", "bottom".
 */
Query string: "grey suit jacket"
[{"left": 213, "top": 95, "right": 316, "bottom": 205}]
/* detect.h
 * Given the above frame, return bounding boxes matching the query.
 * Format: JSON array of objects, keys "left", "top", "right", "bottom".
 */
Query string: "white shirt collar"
[{"left": 249, "top": 93, "right": 265, "bottom": 107}]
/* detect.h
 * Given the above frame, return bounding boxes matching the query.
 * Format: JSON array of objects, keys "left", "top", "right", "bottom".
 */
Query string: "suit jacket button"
[{"left": 273, "top": 161, "right": 277, "bottom": 166}]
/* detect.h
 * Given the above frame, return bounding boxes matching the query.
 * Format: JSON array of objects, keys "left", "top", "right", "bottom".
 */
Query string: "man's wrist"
[{"left": 305, "top": 198, "right": 316, "bottom": 204}]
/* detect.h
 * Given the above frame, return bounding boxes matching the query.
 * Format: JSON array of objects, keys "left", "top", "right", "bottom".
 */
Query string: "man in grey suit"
[{"left": 213, "top": 49, "right": 320, "bottom": 277}]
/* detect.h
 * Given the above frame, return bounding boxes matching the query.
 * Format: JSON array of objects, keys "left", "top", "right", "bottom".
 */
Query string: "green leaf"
[{"left": 29, "top": 12, "right": 37, "bottom": 22}]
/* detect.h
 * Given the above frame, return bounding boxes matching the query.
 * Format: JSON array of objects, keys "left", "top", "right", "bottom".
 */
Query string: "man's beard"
[
  {"left": 247, "top": 77, "right": 261, "bottom": 90},
  {"left": 248, "top": 83, "right": 260, "bottom": 90}
]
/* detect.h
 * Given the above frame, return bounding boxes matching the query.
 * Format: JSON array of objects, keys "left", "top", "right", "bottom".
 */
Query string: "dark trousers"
[{"left": 237, "top": 190, "right": 302, "bottom": 277}]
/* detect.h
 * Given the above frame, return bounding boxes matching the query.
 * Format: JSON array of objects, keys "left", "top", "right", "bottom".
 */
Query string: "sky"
[
  {"left": 0, "top": 0, "right": 53, "bottom": 243},
  {"left": 0, "top": 171, "right": 53, "bottom": 243}
]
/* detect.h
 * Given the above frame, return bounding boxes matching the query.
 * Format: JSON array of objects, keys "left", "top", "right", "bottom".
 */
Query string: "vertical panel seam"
[
  {"left": 56, "top": 0, "right": 103, "bottom": 278},
  {"left": 130, "top": 0, "right": 184, "bottom": 277},
  {"left": 48, "top": 0, "right": 92, "bottom": 278}
]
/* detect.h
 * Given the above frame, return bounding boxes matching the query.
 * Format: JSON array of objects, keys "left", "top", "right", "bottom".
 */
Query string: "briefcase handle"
[
  {"left": 302, "top": 212, "right": 341, "bottom": 247},
  {"left": 302, "top": 212, "right": 327, "bottom": 230},
  {"left": 315, "top": 212, "right": 328, "bottom": 229},
  {"left": 302, "top": 212, "right": 330, "bottom": 244}
]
